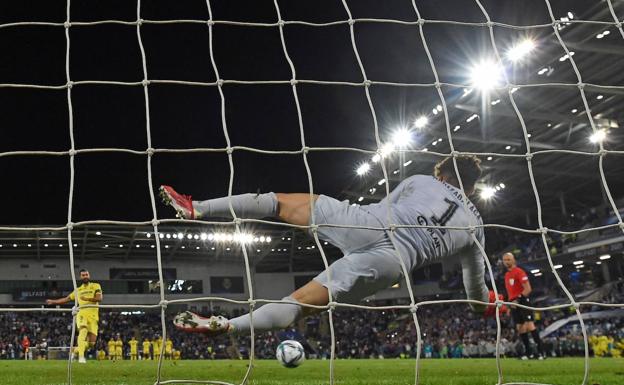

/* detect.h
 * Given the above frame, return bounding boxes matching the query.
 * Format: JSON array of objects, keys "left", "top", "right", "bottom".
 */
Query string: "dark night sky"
[{"left": 0, "top": 0, "right": 622, "bottom": 228}]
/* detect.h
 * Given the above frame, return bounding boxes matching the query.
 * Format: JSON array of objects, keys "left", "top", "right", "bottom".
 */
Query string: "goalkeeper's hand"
[{"left": 483, "top": 290, "right": 507, "bottom": 318}]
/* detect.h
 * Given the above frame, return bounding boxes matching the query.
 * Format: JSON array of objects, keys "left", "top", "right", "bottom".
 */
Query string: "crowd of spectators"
[{"left": 1, "top": 284, "right": 621, "bottom": 360}]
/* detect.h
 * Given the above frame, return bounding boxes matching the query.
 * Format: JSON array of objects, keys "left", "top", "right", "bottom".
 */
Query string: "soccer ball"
[{"left": 276, "top": 340, "right": 305, "bottom": 368}]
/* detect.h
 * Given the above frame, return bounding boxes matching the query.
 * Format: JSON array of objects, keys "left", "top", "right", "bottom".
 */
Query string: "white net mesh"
[{"left": 1, "top": 0, "right": 623, "bottom": 384}]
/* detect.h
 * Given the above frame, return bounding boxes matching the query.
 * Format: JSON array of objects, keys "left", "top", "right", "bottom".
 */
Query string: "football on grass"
[{"left": 276, "top": 340, "right": 305, "bottom": 368}]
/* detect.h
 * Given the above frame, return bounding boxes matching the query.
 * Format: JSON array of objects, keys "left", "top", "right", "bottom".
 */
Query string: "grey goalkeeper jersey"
[{"left": 366, "top": 175, "right": 488, "bottom": 303}]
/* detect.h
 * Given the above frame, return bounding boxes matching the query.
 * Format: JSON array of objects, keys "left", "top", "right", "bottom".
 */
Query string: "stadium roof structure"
[{"left": 0, "top": 224, "right": 341, "bottom": 272}]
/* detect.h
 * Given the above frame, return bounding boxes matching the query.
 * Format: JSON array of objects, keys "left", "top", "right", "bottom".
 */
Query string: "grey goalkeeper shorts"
[{"left": 311, "top": 195, "right": 404, "bottom": 304}]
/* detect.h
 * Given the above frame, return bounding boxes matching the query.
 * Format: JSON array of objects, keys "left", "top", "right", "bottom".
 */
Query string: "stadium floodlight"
[
  {"left": 506, "top": 39, "right": 536, "bottom": 62},
  {"left": 573, "top": 260, "right": 584, "bottom": 265},
  {"left": 95, "top": 231, "right": 102, "bottom": 236},
  {"left": 371, "top": 153, "right": 381, "bottom": 163},
  {"left": 499, "top": 183, "right": 506, "bottom": 188},
  {"left": 356, "top": 162, "right": 371, "bottom": 176},
  {"left": 200, "top": 233, "right": 207, "bottom": 240},
  {"left": 146, "top": 233, "right": 151, "bottom": 238},
  {"left": 554, "top": 264, "right": 562, "bottom": 269},
  {"left": 487, "top": 156, "right": 493, "bottom": 161},
  {"left": 538, "top": 67, "right": 548, "bottom": 75},
  {"left": 596, "top": 95, "right": 604, "bottom": 100},
  {"left": 505, "top": 145, "right": 512, "bottom": 150},
  {"left": 469, "top": 60, "right": 504, "bottom": 91},
  {"left": 576, "top": 264, "right": 585, "bottom": 269},
  {"left": 12, "top": 244, "right": 17, "bottom": 248},
  {"left": 403, "top": 160, "right": 412, "bottom": 167},
  {"left": 596, "top": 261, "right": 602, "bottom": 265},
  {"left": 454, "top": 125, "right": 460, "bottom": 132},
  {"left": 599, "top": 254, "right": 611, "bottom": 260},
  {"left": 358, "top": 197, "right": 364, "bottom": 202},
  {"left": 259, "top": 236, "right": 266, "bottom": 242},
  {"left": 378, "top": 178, "right": 386, "bottom": 186},
  {"left": 178, "top": 232, "right": 184, "bottom": 239},
  {"left": 530, "top": 269, "right": 540, "bottom": 274},
  {"left": 414, "top": 116, "right": 428, "bottom": 129},
  {"left": 172, "top": 234, "right": 178, "bottom": 239},
  {"left": 480, "top": 186, "right": 496, "bottom": 200},
  {"left": 159, "top": 233, "right": 164, "bottom": 239},
  {"left": 534, "top": 272, "right": 543, "bottom": 277},
  {"left": 193, "top": 234, "right": 199, "bottom": 240},
  {"left": 380, "top": 142, "right": 395, "bottom": 157},
  {"left": 186, "top": 234, "right": 193, "bottom": 240},
  {"left": 589, "top": 129, "right": 606, "bottom": 143},
  {"left": 44, "top": 244, "right": 48, "bottom": 247},
  {"left": 266, "top": 236, "right": 272, "bottom": 243},
  {"left": 165, "top": 233, "right": 171, "bottom": 239}
]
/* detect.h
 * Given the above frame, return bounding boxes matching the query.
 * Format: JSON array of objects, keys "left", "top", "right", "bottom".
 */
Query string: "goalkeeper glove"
[{"left": 484, "top": 290, "right": 507, "bottom": 318}]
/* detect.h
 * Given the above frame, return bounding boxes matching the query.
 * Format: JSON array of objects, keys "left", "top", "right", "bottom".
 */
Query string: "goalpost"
[{"left": 0, "top": 1, "right": 623, "bottom": 385}]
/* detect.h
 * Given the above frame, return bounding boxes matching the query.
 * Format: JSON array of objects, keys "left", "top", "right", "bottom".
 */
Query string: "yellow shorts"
[{"left": 76, "top": 314, "right": 99, "bottom": 335}]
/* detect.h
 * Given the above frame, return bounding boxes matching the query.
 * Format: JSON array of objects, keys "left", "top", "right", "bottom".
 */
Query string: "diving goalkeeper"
[{"left": 161, "top": 156, "right": 502, "bottom": 335}]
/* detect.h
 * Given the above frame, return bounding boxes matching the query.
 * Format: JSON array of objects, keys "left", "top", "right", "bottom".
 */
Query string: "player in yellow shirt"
[
  {"left": 97, "top": 349, "right": 106, "bottom": 361},
  {"left": 173, "top": 349, "right": 181, "bottom": 360},
  {"left": 164, "top": 338, "right": 173, "bottom": 360},
  {"left": 114, "top": 334, "right": 123, "bottom": 360},
  {"left": 142, "top": 338, "right": 151, "bottom": 360},
  {"left": 129, "top": 336, "right": 138, "bottom": 360},
  {"left": 107, "top": 338, "right": 116, "bottom": 360},
  {"left": 46, "top": 269, "right": 102, "bottom": 364},
  {"left": 153, "top": 336, "right": 163, "bottom": 360}
]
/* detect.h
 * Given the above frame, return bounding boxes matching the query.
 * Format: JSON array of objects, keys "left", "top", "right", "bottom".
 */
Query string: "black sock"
[
  {"left": 521, "top": 333, "right": 531, "bottom": 356},
  {"left": 531, "top": 329, "right": 544, "bottom": 355}
]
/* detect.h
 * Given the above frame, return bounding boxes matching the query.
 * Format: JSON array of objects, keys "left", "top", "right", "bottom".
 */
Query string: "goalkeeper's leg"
[{"left": 160, "top": 185, "right": 317, "bottom": 225}]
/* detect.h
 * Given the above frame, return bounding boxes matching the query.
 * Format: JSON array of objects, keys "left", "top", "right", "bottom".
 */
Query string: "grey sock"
[
  {"left": 193, "top": 192, "right": 278, "bottom": 219},
  {"left": 229, "top": 296, "right": 302, "bottom": 334}
]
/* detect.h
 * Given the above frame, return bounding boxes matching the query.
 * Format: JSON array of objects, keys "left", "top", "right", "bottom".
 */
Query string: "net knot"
[
  {"left": 217, "top": 79, "right": 224, "bottom": 87},
  {"left": 451, "top": 150, "right": 460, "bottom": 157},
  {"left": 571, "top": 301, "right": 579, "bottom": 309},
  {"left": 248, "top": 299, "right": 257, "bottom": 308},
  {"left": 64, "top": 21, "right": 71, "bottom": 28},
  {"left": 68, "top": 149, "right": 77, "bottom": 156},
  {"left": 234, "top": 218, "right": 242, "bottom": 225},
  {"left": 417, "top": 18, "right": 425, "bottom": 26},
  {"left": 468, "top": 226, "right": 476, "bottom": 234},
  {"left": 309, "top": 224, "right": 318, "bottom": 233},
  {"left": 538, "top": 227, "right": 548, "bottom": 234},
  {"left": 142, "top": 79, "right": 151, "bottom": 86},
  {"left": 616, "top": 21, "right": 622, "bottom": 29},
  {"left": 66, "top": 81, "right": 74, "bottom": 89},
  {"left": 146, "top": 147, "right": 155, "bottom": 156},
  {"left": 290, "top": 79, "right": 298, "bottom": 86},
  {"left": 525, "top": 152, "right": 533, "bottom": 161},
  {"left": 618, "top": 221, "right": 624, "bottom": 231},
  {"left": 302, "top": 146, "right": 310, "bottom": 154},
  {"left": 66, "top": 222, "right": 74, "bottom": 231},
  {"left": 348, "top": 19, "right": 355, "bottom": 26},
  {"left": 599, "top": 148, "right": 608, "bottom": 156},
  {"left": 328, "top": 301, "right": 337, "bottom": 311},
  {"left": 577, "top": 82, "right": 585, "bottom": 90},
  {"left": 495, "top": 299, "right": 503, "bottom": 307},
  {"left": 363, "top": 80, "right": 372, "bottom": 87},
  {"left": 278, "top": 20, "right": 285, "bottom": 27},
  {"left": 434, "top": 81, "right": 441, "bottom": 89},
  {"left": 226, "top": 146, "right": 233, "bottom": 154},
  {"left": 409, "top": 304, "right": 418, "bottom": 313},
  {"left": 388, "top": 224, "right": 397, "bottom": 232},
  {"left": 207, "top": 20, "right": 215, "bottom": 26},
  {"left": 71, "top": 306, "right": 79, "bottom": 316},
  {"left": 151, "top": 219, "right": 160, "bottom": 227},
  {"left": 486, "top": 21, "right": 494, "bottom": 28},
  {"left": 159, "top": 300, "right": 169, "bottom": 308},
  {"left": 137, "top": 18, "right": 144, "bottom": 26}
]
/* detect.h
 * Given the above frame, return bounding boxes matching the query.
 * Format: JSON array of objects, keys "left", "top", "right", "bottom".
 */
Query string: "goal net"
[{"left": 0, "top": 0, "right": 623, "bottom": 385}]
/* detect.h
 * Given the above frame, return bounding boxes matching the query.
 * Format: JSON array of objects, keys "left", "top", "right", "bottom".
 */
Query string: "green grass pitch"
[{"left": 1, "top": 358, "right": 622, "bottom": 385}]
